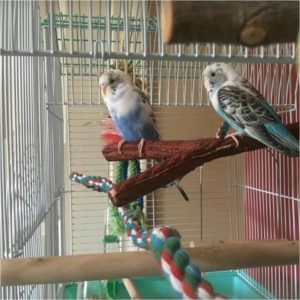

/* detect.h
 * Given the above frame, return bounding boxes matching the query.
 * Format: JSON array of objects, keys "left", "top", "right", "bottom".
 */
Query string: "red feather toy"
[{"left": 100, "top": 113, "right": 121, "bottom": 145}]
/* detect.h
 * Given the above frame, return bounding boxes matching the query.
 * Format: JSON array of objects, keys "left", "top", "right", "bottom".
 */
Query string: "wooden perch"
[
  {"left": 1, "top": 239, "right": 298, "bottom": 286},
  {"left": 122, "top": 278, "right": 141, "bottom": 300},
  {"left": 161, "top": 1, "right": 299, "bottom": 46},
  {"left": 103, "top": 123, "right": 299, "bottom": 207}
]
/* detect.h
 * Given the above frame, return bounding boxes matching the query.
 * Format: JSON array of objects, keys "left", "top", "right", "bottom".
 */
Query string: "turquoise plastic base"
[
  {"left": 109, "top": 272, "right": 269, "bottom": 299},
  {"left": 63, "top": 283, "right": 77, "bottom": 299},
  {"left": 205, "top": 271, "right": 268, "bottom": 299},
  {"left": 62, "top": 271, "right": 271, "bottom": 299},
  {"left": 111, "top": 277, "right": 178, "bottom": 299}
]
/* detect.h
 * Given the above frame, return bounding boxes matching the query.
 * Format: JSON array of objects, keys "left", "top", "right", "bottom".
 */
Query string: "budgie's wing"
[
  {"left": 218, "top": 85, "right": 279, "bottom": 125},
  {"left": 218, "top": 85, "right": 299, "bottom": 156},
  {"left": 240, "top": 79, "right": 283, "bottom": 123},
  {"left": 134, "top": 86, "right": 161, "bottom": 140}
]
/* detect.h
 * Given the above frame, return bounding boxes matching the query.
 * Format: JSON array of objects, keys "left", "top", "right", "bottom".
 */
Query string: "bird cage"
[{"left": 1, "top": 1, "right": 299, "bottom": 299}]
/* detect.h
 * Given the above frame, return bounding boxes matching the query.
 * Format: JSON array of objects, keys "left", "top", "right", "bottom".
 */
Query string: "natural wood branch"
[
  {"left": 1, "top": 240, "right": 298, "bottom": 286},
  {"left": 161, "top": 1, "right": 299, "bottom": 46},
  {"left": 122, "top": 279, "right": 141, "bottom": 300},
  {"left": 103, "top": 123, "right": 299, "bottom": 207},
  {"left": 103, "top": 123, "right": 299, "bottom": 161},
  {"left": 103, "top": 139, "right": 205, "bottom": 161}
]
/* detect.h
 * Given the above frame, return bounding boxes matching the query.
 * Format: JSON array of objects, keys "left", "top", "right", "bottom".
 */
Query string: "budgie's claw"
[
  {"left": 216, "top": 127, "right": 223, "bottom": 139},
  {"left": 225, "top": 133, "right": 239, "bottom": 147},
  {"left": 118, "top": 139, "right": 126, "bottom": 154},
  {"left": 138, "top": 138, "right": 146, "bottom": 157}
]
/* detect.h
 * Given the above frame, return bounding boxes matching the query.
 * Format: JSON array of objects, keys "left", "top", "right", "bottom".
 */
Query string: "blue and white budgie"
[
  {"left": 99, "top": 69, "right": 189, "bottom": 201},
  {"left": 203, "top": 63, "right": 299, "bottom": 157}
]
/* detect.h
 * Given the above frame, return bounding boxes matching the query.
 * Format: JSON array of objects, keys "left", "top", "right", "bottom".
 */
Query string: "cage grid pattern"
[
  {"left": 237, "top": 64, "right": 300, "bottom": 299},
  {"left": 1, "top": 1, "right": 299, "bottom": 299},
  {"left": 1, "top": 1, "right": 64, "bottom": 299}
]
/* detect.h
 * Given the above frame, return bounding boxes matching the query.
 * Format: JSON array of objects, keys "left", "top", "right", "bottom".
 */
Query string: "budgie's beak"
[
  {"left": 101, "top": 83, "right": 109, "bottom": 97},
  {"left": 99, "top": 74, "right": 110, "bottom": 97},
  {"left": 203, "top": 74, "right": 210, "bottom": 89}
]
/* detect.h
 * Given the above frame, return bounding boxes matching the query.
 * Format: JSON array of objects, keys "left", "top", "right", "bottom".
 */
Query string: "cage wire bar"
[
  {"left": 29, "top": 0, "right": 298, "bottom": 107},
  {"left": 0, "top": 1, "right": 64, "bottom": 299},
  {"left": 1, "top": 0, "right": 299, "bottom": 299}
]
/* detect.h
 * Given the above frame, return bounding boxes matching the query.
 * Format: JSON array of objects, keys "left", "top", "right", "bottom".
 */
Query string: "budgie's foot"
[
  {"left": 225, "top": 133, "right": 240, "bottom": 147},
  {"left": 117, "top": 139, "right": 126, "bottom": 154},
  {"left": 138, "top": 138, "right": 146, "bottom": 157}
]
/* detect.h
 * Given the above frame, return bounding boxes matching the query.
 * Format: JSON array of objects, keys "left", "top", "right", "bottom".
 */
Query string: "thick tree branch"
[
  {"left": 103, "top": 123, "right": 299, "bottom": 161},
  {"left": 161, "top": 1, "right": 299, "bottom": 47},
  {"left": 102, "top": 139, "right": 207, "bottom": 161},
  {"left": 103, "top": 123, "right": 299, "bottom": 207}
]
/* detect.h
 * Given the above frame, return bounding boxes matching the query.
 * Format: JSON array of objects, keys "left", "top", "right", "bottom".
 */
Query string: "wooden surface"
[
  {"left": 122, "top": 278, "right": 141, "bottom": 300},
  {"left": 1, "top": 239, "right": 298, "bottom": 286},
  {"left": 161, "top": 1, "right": 299, "bottom": 46},
  {"left": 102, "top": 123, "right": 299, "bottom": 161},
  {"left": 103, "top": 123, "right": 299, "bottom": 207}
]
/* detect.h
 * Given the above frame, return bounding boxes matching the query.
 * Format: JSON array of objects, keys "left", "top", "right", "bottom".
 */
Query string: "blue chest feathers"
[
  {"left": 110, "top": 107, "right": 160, "bottom": 142},
  {"left": 111, "top": 108, "right": 143, "bottom": 141}
]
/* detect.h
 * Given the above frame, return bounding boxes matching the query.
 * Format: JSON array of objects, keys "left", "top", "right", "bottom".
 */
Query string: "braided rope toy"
[
  {"left": 70, "top": 162, "right": 227, "bottom": 299},
  {"left": 70, "top": 172, "right": 113, "bottom": 193}
]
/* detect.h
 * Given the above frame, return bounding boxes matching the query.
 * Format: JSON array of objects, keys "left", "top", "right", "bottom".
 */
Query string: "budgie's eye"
[{"left": 211, "top": 72, "right": 216, "bottom": 77}]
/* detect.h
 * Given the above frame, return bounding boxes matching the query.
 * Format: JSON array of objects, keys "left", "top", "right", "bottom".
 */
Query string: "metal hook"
[{"left": 93, "top": 40, "right": 106, "bottom": 60}]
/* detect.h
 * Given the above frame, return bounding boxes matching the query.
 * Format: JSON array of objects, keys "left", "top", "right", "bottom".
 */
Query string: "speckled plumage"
[{"left": 203, "top": 63, "right": 299, "bottom": 157}]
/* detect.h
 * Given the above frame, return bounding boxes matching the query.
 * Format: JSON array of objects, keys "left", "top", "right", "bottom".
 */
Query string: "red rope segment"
[{"left": 103, "top": 123, "right": 299, "bottom": 207}]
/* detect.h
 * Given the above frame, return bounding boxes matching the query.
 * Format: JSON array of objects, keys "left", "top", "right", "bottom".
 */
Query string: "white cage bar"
[
  {"left": 1, "top": 1, "right": 299, "bottom": 299},
  {"left": 0, "top": 1, "right": 64, "bottom": 299}
]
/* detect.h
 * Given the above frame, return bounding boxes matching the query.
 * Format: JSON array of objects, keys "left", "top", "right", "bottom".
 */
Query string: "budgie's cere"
[
  {"left": 203, "top": 63, "right": 299, "bottom": 157},
  {"left": 99, "top": 69, "right": 189, "bottom": 201}
]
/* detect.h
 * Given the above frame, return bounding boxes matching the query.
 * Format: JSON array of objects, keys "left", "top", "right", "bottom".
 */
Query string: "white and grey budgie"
[
  {"left": 99, "top": 69, "right": 189, "bottom": 201},
  {"left": 203, "top": 63, "right": 299, "bottom": 157}
]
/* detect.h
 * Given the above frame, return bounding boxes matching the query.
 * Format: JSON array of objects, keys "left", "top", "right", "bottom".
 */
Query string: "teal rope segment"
[
  {"left": 115, "top": 161, "right": 128, "bottom": 183},
  {"left": 70, "top": 172, "right": 113, "bottom": 193},
  {"left": 115, "top": 160, "right": 148, "bottom": 239}
]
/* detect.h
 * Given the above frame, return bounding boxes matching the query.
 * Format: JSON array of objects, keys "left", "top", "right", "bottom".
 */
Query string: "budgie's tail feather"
[
  {"left": 246, "top": 123, "right": 299, "bottom": 157},
  {"left": 264, "top": 123, "right": 299, "bottom": 157},
  {"left": 155, "top": 159, "right": 189, "bottom": 201},
  {"left": 173, "top": 180, "right": 190, "bottom": 202}
]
